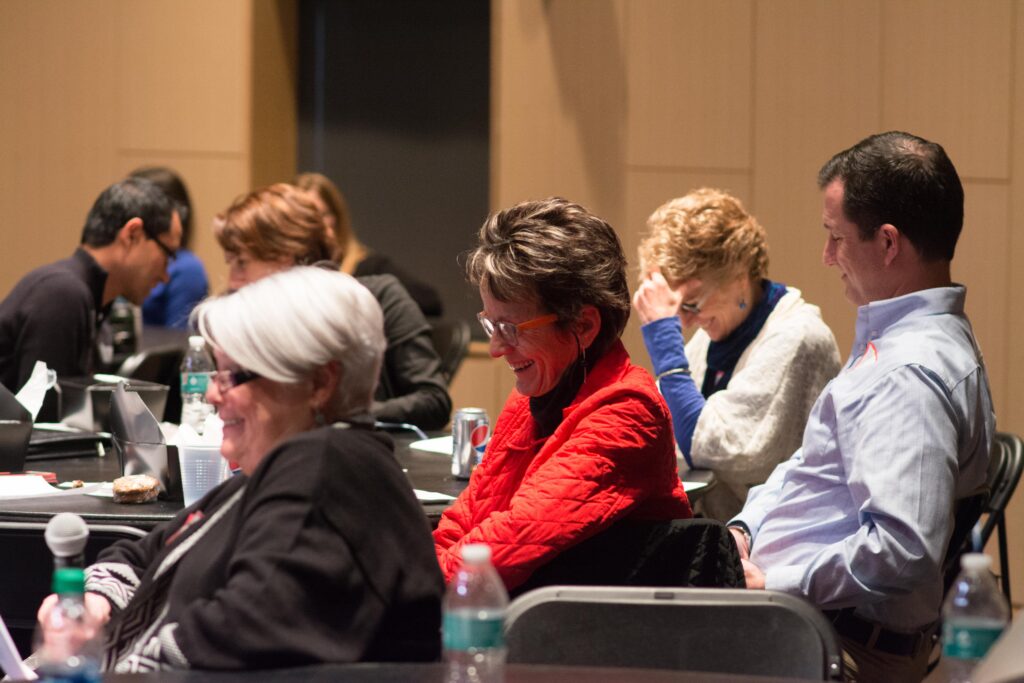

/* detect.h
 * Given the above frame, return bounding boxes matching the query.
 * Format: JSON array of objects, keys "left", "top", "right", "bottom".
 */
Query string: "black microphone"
[{"left": 44, "top": 513, "right": 89, "bottom": 570}]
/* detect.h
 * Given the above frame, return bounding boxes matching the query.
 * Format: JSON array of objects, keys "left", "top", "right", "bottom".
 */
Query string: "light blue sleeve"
[{"left": 763, "top": 367, "right": 959, "bottom": 608}]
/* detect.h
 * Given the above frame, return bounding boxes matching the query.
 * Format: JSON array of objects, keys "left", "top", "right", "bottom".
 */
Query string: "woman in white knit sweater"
[{"left": 633, "top": 188, "right": 841, "bottom": 520}]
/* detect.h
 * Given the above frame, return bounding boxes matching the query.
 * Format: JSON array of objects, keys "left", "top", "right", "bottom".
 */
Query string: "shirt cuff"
[{"left": 763, "top": 563, "right": 806, "bottom": 595}]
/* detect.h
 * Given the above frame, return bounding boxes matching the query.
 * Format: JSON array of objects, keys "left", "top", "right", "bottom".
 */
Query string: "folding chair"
[
  {"left": 505, "top": 585, "right": 843, "bottom": 680},
  {"left": 975, "top": 432, "right": 1024, "bottom": 603},
  {"left": 428, "top": 319, "right": 472, "bottom": 385}
]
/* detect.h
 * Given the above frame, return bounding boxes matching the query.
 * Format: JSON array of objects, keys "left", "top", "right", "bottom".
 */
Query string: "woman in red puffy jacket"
[{"left": 433, "top": 197, "right": 692, "bottom": 591}]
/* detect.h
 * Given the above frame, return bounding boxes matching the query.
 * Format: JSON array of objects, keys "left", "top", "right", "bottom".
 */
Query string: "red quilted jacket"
[{"left": 433, "top": 341, "right": 692, "bottom": 589}]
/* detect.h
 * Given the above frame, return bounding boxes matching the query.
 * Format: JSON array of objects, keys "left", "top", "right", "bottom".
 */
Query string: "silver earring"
[{"left": 738, "top": 299, "right": 747, "bottom": 310}]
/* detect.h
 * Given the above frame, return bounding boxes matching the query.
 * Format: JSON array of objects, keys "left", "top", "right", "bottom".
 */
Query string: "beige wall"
[
  {"left": 491, "top": 0, "right": 1024, "bottom": 602},
  {"left": 0, "top": 0, "right": 297, "bottom": 298}
]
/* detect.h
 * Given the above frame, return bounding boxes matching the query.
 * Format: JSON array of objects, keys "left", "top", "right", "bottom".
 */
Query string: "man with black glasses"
[{"left": 0, "top": 177, "right": 179, "bottom": 399}]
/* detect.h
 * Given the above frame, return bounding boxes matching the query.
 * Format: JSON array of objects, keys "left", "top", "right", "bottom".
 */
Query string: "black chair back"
[
  {"left": 0, "top": 521, "right": 146, "bottom": 656},
  {"left": 428, "top": 319, "right": 472, "bottom": 385},
  {"left": 977, "top": 432, "right": 1024, "bottom": 603},
  {"left": 505, "top": 585, "right": 843, "bottom": 680}
]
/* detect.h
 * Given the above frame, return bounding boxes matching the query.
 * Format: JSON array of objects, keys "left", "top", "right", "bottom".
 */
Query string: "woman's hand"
[
  {"left": 632, "top": 271, "right": 683, "bottom": 325},
  {"left": 37, "top": 592, "right": 113, "bottom": 627}
]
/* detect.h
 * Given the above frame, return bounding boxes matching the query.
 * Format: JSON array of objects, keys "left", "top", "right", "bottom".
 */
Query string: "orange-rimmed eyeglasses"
[{"left": 477, "top": 312, "right": 558, "bottom": 346}]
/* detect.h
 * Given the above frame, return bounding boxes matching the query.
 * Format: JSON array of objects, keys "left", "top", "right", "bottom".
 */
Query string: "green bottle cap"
[{"left": 51, "top": 567, "right": 86, "bottom": 594}]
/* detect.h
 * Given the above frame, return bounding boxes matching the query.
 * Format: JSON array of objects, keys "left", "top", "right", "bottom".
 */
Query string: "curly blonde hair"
[{"left": 638, "top": 188, "right": 769, "bottom": 288}]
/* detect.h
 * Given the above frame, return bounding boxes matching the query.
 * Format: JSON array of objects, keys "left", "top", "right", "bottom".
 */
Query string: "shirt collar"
[{"left": 853, "top": 285, "right": 966, "bottom": 348}]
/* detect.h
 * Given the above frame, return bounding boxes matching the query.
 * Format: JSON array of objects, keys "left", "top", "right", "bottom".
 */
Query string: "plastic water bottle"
[
  {"left": 34, "top": 567, "right": 102, "bottom": 683},
  {"left": 443, "top": 544, "right": 509, "bottom": 683},
  {"left": 180, "top": 335, "right": 214, "bottom": 434},
  {"left": 942, "top": 553, "right": 1010, "bottom": 682}
]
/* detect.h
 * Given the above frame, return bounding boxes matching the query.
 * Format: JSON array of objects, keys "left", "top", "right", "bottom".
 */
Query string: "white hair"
[{"left": 192, "top": 266, "right": 385, "bottom": 419}]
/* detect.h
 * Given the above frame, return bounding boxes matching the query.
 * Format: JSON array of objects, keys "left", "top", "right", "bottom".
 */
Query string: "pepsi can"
[{"left": 451, "top": 407, "right": 489, "bottom": 479}]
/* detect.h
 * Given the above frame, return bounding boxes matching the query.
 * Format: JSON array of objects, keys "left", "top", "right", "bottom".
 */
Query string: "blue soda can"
[{"left": 451, "top": 408, "right": 489, "bottom": 479}]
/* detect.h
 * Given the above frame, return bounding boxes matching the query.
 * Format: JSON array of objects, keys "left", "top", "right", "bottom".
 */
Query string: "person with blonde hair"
[
  {"left": 36, "top": 267, "right": 444, "bottom": 671},
  {"left": 295, "top": 172, "right": 442, "bottom": 316},
  {"left": 634, "top": 188, "right": 840, "bottom": 519},
  {"left": 215, "top": 183, "right": 451, "bottom": 430}
]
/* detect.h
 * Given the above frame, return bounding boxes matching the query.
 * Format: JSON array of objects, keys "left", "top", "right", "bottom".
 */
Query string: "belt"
[{"left": 823, "top": 609, "right": 931, "bottom": 658}]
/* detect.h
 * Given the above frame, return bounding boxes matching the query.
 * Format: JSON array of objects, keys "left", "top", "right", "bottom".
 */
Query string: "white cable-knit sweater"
[{"left": 683, "top": 289, "right": 842, "bottom": 520}]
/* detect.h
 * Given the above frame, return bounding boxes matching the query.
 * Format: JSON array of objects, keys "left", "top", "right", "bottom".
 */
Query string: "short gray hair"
[{"left": 191, "top": 267, "right": 385, "bottom": 419}]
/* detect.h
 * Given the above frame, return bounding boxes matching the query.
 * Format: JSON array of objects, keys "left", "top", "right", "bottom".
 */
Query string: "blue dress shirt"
[
  {"left": 734, "top": 286, "right": 994, "bottom": 631},
  {"left": 142, "top": 249, "right": 209, "bottom": 330}
]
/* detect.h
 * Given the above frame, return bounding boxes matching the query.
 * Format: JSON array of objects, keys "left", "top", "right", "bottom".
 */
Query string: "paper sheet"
[
  {"left": 0, "top": 610, "right": 35, "bottom": 680},
  {"left": 409, "top": 435, "right": 453, "bottom": 455},
  {"left": 14, "top": 362, "right": 52, "bottom": 422},
  {"left": 0, "top": 475, "right": 100, "bottom": 500},
  {"left": 414, "top": 489, "right": 456, "bottom": 503}
]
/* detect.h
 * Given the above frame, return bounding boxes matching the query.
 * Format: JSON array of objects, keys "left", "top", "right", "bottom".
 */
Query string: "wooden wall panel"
[
  {"left": 116, "top": 0, "right": 250, "bottom": 154},
  {"left": 953, "top": 182, "right": 1010, "bottom": 421},
  {"left": 752, "top": 1, "right": 882, "bottom": 356},
  {"left": 999, "top": 0, "right": 1024, "bottom": 602},
  {"left": 626, "top": 0, "right": 753, "bottom": 170},
  {"left": 492, "top": 0, "right": 627, "bottom": 224},
  {"left": 0, "top": 1, "right": 292, "bottom": 307},
  {"left": 882, "top": 0, "right": 1012, "bottom": 180},
  {"left": 251, "top": 0, "right": 298, "bottom": 190},
  {"left": 0, "top": 0, "right": 120, "bottom": 293}
]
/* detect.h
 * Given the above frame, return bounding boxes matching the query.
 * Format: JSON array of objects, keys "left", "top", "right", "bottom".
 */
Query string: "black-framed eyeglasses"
[
  {"left": 212, "top": 369, "right": 262, "bottom": 393},
  {"left": 477, "top": 312, "right": 558, "bottom": 347},
  {"left": 147, "top": 234, "right": 178, "bottom": 263}
]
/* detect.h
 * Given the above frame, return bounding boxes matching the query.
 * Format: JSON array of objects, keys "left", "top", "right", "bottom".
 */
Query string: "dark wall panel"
[{"left": 298, "top": 0, "right": 489, "bottom": 329}]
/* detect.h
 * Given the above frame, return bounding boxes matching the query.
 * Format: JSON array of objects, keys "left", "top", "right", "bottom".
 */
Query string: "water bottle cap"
[
  {"left": 961, "top": 553, "right": 993, "bottom": 571},
  {"left": 461, "top": 543, "right": 492, "bottom": 564},
  {"left": 52, "top": 567, "right": 86, "bottom": 594},
  {"left": 188, "top": 336, "right": 206, "bottom": 348}
]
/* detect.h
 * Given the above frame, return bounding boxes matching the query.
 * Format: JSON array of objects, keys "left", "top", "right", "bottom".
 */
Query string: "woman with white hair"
[{"left": 36, "top": 267, "right": 444, "bottom": 672}]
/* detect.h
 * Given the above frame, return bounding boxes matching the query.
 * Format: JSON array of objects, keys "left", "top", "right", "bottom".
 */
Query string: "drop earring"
[{"left": 738, "top": 299, "right": 747, "bottom": 311}]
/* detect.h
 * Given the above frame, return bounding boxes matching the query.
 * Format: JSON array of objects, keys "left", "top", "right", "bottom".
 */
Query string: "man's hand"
[
  {"left": 632, "top": 271, "right": 683, "bottom": 325},
  {"left": 729, "top": 526, "right": 750, "bottom": 560},
  {"left": 742, "top": 559, "right": 766, "bottom": 589}
]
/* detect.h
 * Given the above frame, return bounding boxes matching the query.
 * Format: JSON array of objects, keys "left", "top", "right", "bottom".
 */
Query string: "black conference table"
[
  {"left": 101, "top": 663, "right": 817, "bottom": 682},
  {"left": 0, "top": 432, "right": 465, "bottom": 530},
  {"left": 0, "top": 434, "right": 714, "bottom": 530}
]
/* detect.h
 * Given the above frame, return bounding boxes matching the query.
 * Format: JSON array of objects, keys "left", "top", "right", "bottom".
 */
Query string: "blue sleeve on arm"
[{"left": 641, "top": 317, "right": 705, "bottom": 467}]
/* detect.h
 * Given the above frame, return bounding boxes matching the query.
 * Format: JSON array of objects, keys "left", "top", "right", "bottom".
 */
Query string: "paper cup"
[{"left": 177, "top": 444, "right": 230, "bottom": 506}]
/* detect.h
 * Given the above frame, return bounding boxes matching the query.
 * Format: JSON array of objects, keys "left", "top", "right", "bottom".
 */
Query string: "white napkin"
[{"left": 14, "top": 361, "right": 54, "bottom": 421}]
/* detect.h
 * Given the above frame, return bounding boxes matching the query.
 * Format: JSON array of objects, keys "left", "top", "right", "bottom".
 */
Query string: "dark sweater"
[
  {"left": 0, "top": 248, "right": 107, "bottom": 392},
  {"left": 88, "top": 425, "right": 444, "bottom": 672},
  {"left": 359, "top": 274, "right": 451, "bottom": 430}
]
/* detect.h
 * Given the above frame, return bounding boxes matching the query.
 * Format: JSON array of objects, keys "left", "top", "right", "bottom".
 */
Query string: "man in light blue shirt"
[{"left": 729, "top": 131, "right": 994, "bottom": 683}]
